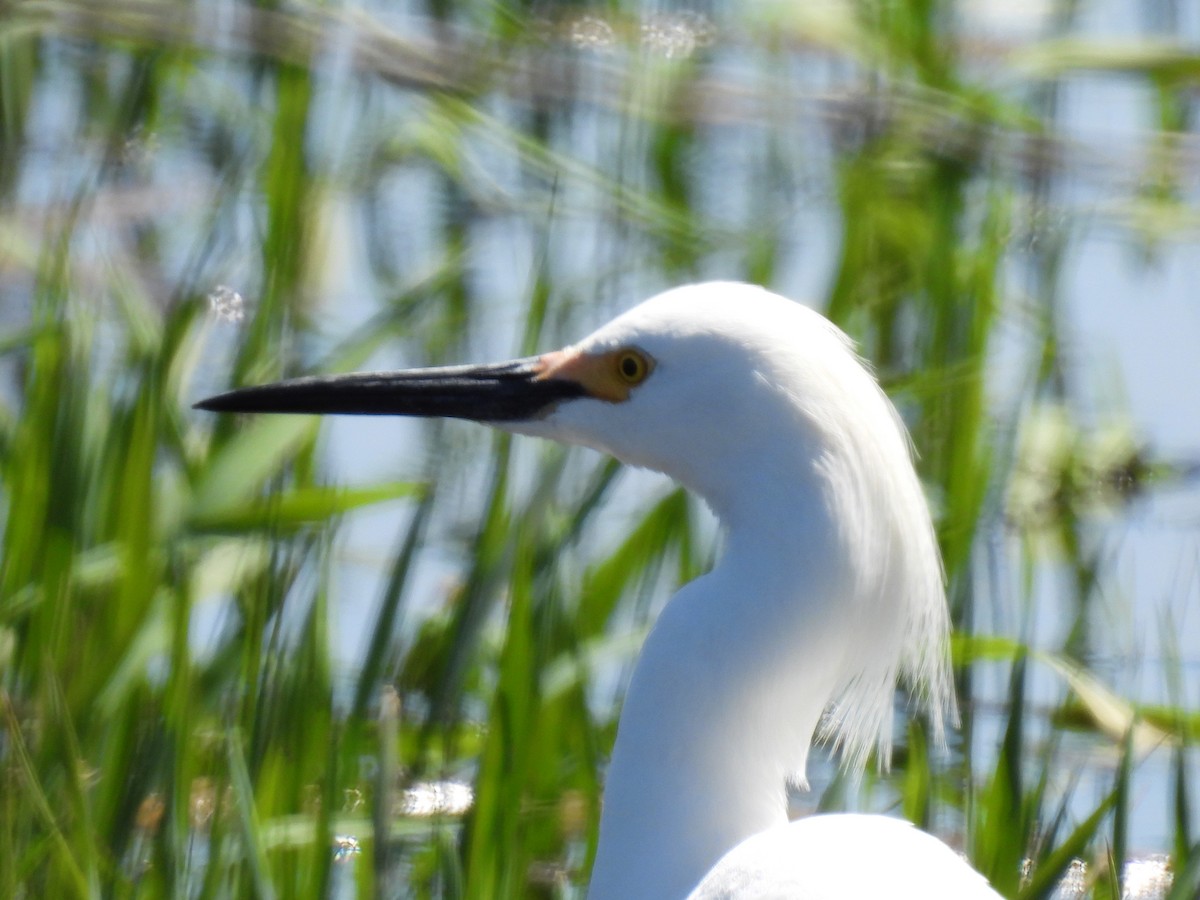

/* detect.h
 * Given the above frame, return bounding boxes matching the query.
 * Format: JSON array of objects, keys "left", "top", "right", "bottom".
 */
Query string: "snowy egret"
[{"left": 197, "top": 283, "right": 1001, "bottom": 899}]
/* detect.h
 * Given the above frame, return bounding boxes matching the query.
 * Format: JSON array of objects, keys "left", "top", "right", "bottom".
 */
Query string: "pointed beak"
[{"left": 193, "top": 355, "right": 588, "bottom": 423}]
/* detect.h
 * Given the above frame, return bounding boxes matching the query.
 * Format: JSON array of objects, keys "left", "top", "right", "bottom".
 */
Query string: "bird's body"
[
  {"left": 199, "top": 283, "right": 1001, "bottom": 899},
  {"left": 690, "top": 814, "right": 997, "bottom": 899}
]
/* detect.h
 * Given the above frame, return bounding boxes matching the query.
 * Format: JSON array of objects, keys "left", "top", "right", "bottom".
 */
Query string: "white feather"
[{"left": 517, "top": 283, "right": 994, "bottom": 898}]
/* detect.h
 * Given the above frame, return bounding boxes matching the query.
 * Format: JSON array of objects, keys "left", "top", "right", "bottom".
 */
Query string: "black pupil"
[{"left": 621, "top": 356, "right": 639, "bottom": 379}]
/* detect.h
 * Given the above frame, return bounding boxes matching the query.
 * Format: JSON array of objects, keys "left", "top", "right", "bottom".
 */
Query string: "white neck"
[
  {"left": 586, "top": 381, "right": 949, "bottom": 899},
  {"left": 588, "top": 465, "right": 860, "bottom": 899}
]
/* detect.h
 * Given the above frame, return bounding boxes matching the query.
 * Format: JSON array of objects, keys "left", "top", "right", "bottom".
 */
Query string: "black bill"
[{"left": 194, "top": 357, "right": 587, "bottom": 422}]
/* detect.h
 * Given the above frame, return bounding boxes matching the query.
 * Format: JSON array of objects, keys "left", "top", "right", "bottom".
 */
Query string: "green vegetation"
[{"left": 1, "top": 1, "right": 1196, "bottom": 897}]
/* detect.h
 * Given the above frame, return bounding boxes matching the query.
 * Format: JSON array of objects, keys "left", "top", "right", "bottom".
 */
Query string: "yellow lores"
[{"left": 537, "top": 346, "right": 655, "bottom": 403}]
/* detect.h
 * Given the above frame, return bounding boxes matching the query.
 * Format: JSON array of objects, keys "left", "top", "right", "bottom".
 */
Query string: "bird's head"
[
  {"left": 197, "top": 281, "right": 954, "bottom": 767},
  {"left": 197, "top": 283, "right": 862, "bottom": 517}
]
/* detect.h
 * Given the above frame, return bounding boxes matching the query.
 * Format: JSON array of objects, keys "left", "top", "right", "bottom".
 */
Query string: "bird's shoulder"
[{"left": 687, "top": 813, "right": 1002, "bottom": 900}]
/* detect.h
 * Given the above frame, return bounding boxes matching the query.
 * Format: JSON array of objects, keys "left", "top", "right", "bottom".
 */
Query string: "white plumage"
[
  {"left": 522, "top": 283, "right": 994, "bottom": 898},
  {"left": 199, "top": 282, "right": 1001, "bottom": 899}
]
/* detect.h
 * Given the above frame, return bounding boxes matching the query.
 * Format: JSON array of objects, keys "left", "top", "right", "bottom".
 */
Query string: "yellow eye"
[{"left": 615, "top": 349, "right": 652, "bottom": 385}]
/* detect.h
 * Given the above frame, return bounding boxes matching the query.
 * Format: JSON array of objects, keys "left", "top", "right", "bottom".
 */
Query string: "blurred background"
[{"left": 0, "top": 0, "right": 1197, "bottom": 897}]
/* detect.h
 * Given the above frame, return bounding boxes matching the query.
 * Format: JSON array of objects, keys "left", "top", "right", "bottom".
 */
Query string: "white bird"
[{"left": 198, "top": 282, "right": 1002, "bottom": 899}]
